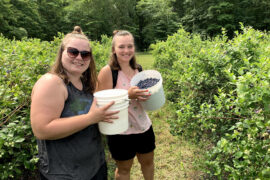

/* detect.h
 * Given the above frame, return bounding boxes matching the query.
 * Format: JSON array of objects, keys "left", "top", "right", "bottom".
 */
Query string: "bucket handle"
[
  {"left": 125, "top": 99, "right": 132, "bottom": 105},
  {"left": 98, "top": 98, "right": 130, "bottom": 105}
]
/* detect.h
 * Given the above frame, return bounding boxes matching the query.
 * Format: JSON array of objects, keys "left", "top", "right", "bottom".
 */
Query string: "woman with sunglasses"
[
  {"left": 97, "top": 30, "right": 155, "bottom": 180},
  {"left": 30, "top": 26, "right": 118, "bottom": 180}
]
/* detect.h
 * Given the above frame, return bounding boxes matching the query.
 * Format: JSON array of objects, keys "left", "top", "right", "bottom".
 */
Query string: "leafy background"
[
  {"left": 1, "top": 0, "right": 270, "bottom": 179},
  {"left": 1, "top": 0, "right": 270, "bottom": 50},
  {"left": 151, "top": 25, "right": 270, "bottom": 179}
]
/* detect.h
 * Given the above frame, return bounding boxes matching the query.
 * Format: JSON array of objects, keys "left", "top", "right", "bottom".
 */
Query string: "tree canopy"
[{"left": 0, "top": 0, "right": 269, "bottom": 50}]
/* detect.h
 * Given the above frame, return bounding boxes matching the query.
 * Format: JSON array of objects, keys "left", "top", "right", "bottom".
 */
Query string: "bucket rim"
[
  {"left": 94, "top": 89, "right": 128, "bottom": 99},
  {"left": 96, "top": 95, "right": 128, "bottom": 102},
  {"left": 130, "top": 70, "right": 163, "bottom": 93},
  {"left": 97, "top": 99, "right": 129, "bottom": 106}
]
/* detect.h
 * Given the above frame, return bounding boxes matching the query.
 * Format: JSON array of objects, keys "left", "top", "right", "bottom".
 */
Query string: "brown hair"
[
  {"left": 50, "top": 26, "right": 97, "bottom": 93},
  {"left": 109, "top": 30, "right": 140, "bottom": 70}
]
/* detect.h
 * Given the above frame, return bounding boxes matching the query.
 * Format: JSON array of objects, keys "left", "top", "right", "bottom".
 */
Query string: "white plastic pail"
[
  {"left": 130, "top": 70, "right": 165, "bottom": 111},
  {"left": 93, "top": 89, "right": 129, "bottom": 135}
]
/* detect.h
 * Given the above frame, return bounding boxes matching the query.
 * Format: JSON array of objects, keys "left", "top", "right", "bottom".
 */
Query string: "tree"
[
  {"left": 235, "top": 0, "right": 270, "bottom": 31},
  {"left": 181, "top": 0, "right": 270, "bottom": 38},
  {"left": 172, "top": 0, "right": 185, "bottom": 18},
  {"left": 0, "top": 1, "right": 15, "bottom": 37},
  {"left": 11, "top": 0, "right": 43, "bottom": 38},
  {"left": 136, "top": 0, "right": 180, "bottom": 49},
  {"left": 206, "top": 1, "right": 236, "bottom": 37},
  {"left": 1, "top": 0, "right": 269, "bottom": 44},
  {"left": 0, "top": 0, "right": 42, "bottom": 39},
  {"left": 63, "top": 0, "right": 114, "bottom": 40},
  {"left": 37, "top": 0, "right": 66, "bottom": 40},
  {"left": 110, "top": 0, "right": 139, "bottom": 36},
  {"left": 181, "top": 0, "right": 217, "bottom": 36}
]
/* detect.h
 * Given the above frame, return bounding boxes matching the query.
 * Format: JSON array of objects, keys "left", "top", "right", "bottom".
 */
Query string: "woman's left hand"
[{"left": 128, "top": 86, "right": 151, "bottom": 101}]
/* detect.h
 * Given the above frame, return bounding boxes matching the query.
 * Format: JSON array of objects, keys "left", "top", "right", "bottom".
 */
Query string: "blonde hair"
[{"left": 50, "top": 26, "right": 97, "bottom": 93}]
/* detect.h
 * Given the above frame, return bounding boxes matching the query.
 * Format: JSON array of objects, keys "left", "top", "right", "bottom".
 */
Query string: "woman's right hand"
[{"left": 88, "top": 98, "right": 119, "bottom": 123}]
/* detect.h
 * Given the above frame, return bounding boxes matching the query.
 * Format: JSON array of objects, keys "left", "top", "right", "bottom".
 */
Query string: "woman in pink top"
[{"left": 97, "top": 30, "right": 156, "bottom": 180}]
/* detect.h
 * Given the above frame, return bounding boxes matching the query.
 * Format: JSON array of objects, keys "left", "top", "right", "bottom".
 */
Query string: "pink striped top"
[{"left": 115, "top": 70, "right": 152, "bottom": 134}]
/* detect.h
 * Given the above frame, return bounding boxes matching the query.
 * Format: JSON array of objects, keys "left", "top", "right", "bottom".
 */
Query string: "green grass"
[
  {"left": 136, "top": 52, "right": 155, "bottom": 70},
  {"left": 130, "top": 102, "right": 206, "bottom": 180}
]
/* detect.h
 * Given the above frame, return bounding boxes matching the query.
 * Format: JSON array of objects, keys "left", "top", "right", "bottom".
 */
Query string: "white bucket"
[
  {"left": 94, "top": 89, "right": 129, "bottom": 135},
  {"left": 130, "top": 70, "right": 165, "bottom": 111}
]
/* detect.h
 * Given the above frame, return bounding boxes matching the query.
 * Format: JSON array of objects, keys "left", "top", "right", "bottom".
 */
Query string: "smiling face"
[
  {"left": 61, "top": 38, "right": 91, "bottom": 77},
  {"left": 113, "top": 35, "right": 135, "bottom": 64}
]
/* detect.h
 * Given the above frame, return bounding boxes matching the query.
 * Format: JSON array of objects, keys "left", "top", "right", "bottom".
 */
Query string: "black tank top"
[{"left": 37, "top": 82, "right": 105, "bottom": 180}]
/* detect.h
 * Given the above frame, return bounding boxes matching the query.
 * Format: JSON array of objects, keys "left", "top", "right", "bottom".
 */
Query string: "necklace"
[{"left": 123, "top": 68, "right": 136, "bottom": 81}]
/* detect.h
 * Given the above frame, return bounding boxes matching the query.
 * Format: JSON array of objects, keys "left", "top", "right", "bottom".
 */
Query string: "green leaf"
[
  {"left": 262, "top": 168, "right": 270, "bottom": 178},
  {"left": 235, "top": 151, "right": 243, "bottom": 159},
  {"left": 15, "top": 137, "right": 25, "bottom": 143}
]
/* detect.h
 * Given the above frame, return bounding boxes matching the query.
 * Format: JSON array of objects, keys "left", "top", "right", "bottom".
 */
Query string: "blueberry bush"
[
  {"left": 0, "top": 34, "right": 110, "bottom": 179},
  {"left": 151, "top": 25, "right": 270, "bottom": 179}
]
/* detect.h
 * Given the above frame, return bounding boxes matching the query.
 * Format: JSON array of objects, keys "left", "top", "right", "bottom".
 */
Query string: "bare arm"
[
  {"left": 30, "top": 73, "right": 118, "bottom": 140},
  {"left": 97, "top": 65, "right": 113, "bottom": 91}
]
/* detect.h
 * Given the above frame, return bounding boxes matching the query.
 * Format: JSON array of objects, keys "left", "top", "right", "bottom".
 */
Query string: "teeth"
[{"left": 73, "top": 62, "right": 83, "bottom": 66}]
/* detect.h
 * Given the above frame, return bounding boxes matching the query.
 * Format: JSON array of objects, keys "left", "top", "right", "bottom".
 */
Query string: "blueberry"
[{"left": 137, "top": 78, "right": 160, "bottom": 89}]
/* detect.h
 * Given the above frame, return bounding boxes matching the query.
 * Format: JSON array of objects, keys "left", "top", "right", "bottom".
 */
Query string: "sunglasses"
[{"left": 66, "top": 47, "right": 91, "bottom": 61}]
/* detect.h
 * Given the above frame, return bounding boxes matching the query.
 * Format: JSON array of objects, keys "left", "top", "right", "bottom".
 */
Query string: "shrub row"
[{"left": 151, "top": 25, "right": 270, "bottom": 179}]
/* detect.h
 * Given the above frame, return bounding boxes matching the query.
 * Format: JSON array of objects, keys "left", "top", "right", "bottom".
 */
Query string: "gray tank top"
[{"left": 37, "top": 82, "right": 105, "bottom": 180}]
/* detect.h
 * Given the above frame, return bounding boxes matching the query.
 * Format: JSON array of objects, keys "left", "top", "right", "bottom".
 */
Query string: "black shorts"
[{"left": 107, "top": 126, "right": 156, "bottom": 161}]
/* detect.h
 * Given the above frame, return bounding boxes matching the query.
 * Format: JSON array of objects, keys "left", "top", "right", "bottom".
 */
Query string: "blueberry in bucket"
[{"left": 136, "top": 78, "right": 160, "bottom": 89}]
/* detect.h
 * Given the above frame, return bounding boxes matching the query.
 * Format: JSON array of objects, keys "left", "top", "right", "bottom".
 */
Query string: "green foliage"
[
  {"left": 10, "top": 27, "right": 28, "bottom": 39},
  {"left": 1, "top": 0, "right": 270, "bottom": 50},
  {"left": 0, "top": 0, "right": 44, "bottom": 40},
  {"left": 64, "top": 0, "right": 113, "bottom": 40},
  {"left": 0, "top": 34, "right": 111, "bottom": 179},
  {"left": 64, "top": 0, "right": 138, "bottom": 42},
  {"left": 109, "top": 0, "right": 139, "bottom": 36},
  {"left": 151, "top": 25, "right": 270, "bottom": 178},
  {"left": 91, "top": 35, "right": 112, "bottom": 71},
  {"left": 181, "top": 0, "right": 270, "bottom": 38},
  {"left": 136, "top": 0, "right": 180, "bottom": 49},
  {"left": 37, "top": 0, "right": 67, "bottom": 40},
  {"left": 0, "top": 34, "right": 59, "bottom": 179}
]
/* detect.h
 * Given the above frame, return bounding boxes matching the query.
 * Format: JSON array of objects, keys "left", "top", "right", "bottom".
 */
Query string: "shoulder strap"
[
  {"left": 111, "top": 64, "right": 143, "bottom": 88},
  {"left": 138, "top": 64, "right": 143, "bottom": 72},
  {"left": 112, "top": 68, "right": 118, "bottom": 89}
]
